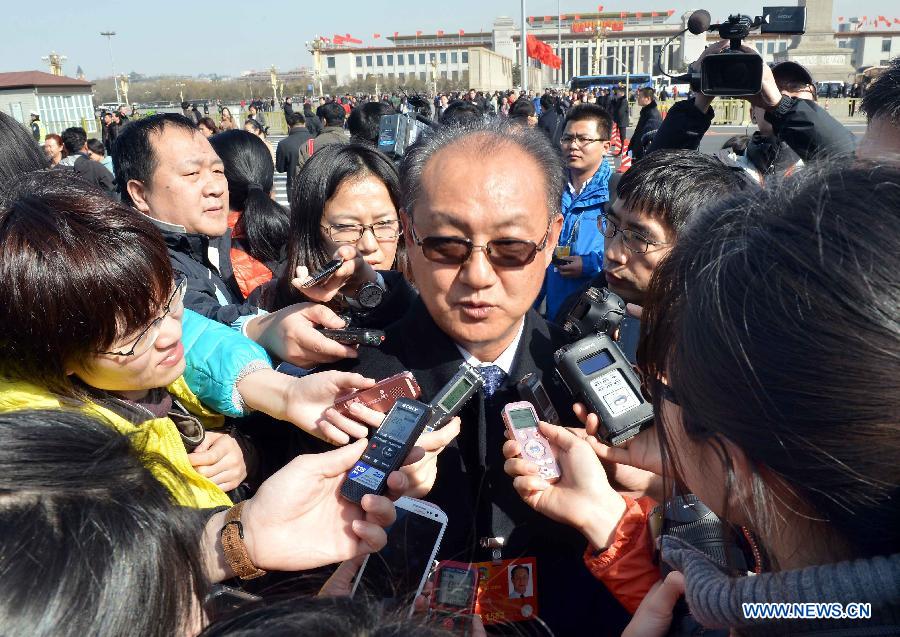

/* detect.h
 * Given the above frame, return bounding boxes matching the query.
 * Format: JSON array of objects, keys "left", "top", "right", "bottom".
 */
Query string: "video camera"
[
  {"left": 679, "top": 7, "right": 805, "bottom": 96},
  {"left": 377, "top": 92, "right": 436, "bottom": 159}
]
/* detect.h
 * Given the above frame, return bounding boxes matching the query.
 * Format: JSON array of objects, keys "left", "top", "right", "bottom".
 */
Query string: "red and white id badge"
[{"left": 472, "top": 557, "right": 539, "bottom": 625}]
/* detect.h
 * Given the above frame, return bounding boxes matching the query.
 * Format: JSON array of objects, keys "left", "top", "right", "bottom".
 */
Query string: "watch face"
[{"left": 358, "top": 282, "right": 384, "bottom": 308}]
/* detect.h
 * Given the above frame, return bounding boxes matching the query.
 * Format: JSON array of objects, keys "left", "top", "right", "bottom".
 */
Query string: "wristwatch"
[
  {"left": 220, "top": 501, "right": 266, "bottom": 580},
  {"left": 345, "top": 278, "right": 385, "bottom": 311},
  {"left": 771, "top": 95, "right": 796, "bottom": 118}
]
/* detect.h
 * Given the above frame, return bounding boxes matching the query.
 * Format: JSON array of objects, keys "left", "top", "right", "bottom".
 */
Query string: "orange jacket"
[
  {"left": 583, "top": 495, "right": 660, "bottom": 614},
  {"left": 228, "top": 211, "right": 274, "bottom": 299}
]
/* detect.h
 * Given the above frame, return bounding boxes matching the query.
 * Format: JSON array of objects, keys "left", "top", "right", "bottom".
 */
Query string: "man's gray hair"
[{"left": 399, "top": 120, "right": 564, "bottom": 221}]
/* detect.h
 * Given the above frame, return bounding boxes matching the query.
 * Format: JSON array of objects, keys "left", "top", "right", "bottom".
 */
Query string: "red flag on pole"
[
  {"left": 574, "top": 14, "right": 580, "bottom": 20},
  {"left": 394, "top": 31, "right": 399, "bottom": 38},
  {"left": 437, "top": 29, "right": 444, "bottom": 36},
  {"left": 416, "top": 30, "right": 423, "bottom": 35},
  {"left": 667, "top": 9, "right": 675, "bottom": 16},
  {"left": 373, "top": 33, "right": 381, "bottom": 38},
  {"left": 598, "top": 5, "right": 604, "bottom": 11},
  {"left": 459, "top": 29, "right": 465, "bottom": 35}
]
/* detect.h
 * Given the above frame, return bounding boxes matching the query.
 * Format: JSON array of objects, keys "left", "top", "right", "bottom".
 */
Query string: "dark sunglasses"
[{"left": 410, "top": 221, "right": 553, "bottom": 268}]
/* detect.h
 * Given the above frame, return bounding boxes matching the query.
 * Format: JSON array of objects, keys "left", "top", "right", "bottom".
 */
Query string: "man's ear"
[
  {"left": 127, "top": 179, "right": 151, "bottom": 214},
  {"left": 399, "top": 209, "right": 413, "bottom": 249},
  {"left": 542, "top": 213, "right": 564, "bottom": 267}
]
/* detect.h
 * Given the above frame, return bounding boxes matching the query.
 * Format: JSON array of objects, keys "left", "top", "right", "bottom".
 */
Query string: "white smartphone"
[{"left": 350, "top": 496, "right": 447, "bottom": 617}]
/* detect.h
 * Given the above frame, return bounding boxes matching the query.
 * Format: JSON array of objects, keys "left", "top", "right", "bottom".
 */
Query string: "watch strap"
[
  {"left": 220, "top": 501, "right": 266, "bottom": 580},
  {"left": 772, "top": 95, "right": 795, "bottom": 117}
]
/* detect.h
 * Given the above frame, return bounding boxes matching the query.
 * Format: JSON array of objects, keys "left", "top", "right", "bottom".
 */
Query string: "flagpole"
[
  {"left": 557, "top": 0, "right": 562, "bottom": 86},
  {"left": 521, "top": 0, "right": 528, "bottom": 93}
]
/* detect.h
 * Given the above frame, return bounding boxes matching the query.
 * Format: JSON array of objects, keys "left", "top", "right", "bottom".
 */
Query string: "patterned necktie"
[{"left": 477, "top": 365, "right": 507, "bottom": 398}]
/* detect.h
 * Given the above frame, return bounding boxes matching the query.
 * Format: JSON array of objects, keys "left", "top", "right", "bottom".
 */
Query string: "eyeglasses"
[
  {"left": 560, "top": 134, "right": 608, "bottom": 147},
  {"left": 598, "top": 214, "right": 670, "bottom": 254},
  {"left": 321, "top": 220, "right": 402, "bottom": 243},
  {"left": 410, "top": 221, "right": 552, "bottom": 268},
  {"left": 98, "top": 279, "right": 187, "bottom": 358}
]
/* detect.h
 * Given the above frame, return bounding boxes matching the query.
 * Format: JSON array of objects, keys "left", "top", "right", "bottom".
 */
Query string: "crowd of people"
[{"left": 1, "top": 45, "right": 898, "bottom": 637}]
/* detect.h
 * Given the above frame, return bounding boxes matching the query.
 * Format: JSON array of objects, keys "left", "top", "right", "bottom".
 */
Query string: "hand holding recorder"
[
  {"left": 293, "top": 245, "right": 380, "bottom": 304},
  {"left": 503, "top": 422, "right": 628, "bottom": 551},
  {"left": 203, "top": 439, "right": 399, "bottom": 582}
]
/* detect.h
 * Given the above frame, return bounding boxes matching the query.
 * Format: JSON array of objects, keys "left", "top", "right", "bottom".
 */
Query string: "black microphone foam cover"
[{"left": 687, "top": 9, "right": 712, "bottom": 34}]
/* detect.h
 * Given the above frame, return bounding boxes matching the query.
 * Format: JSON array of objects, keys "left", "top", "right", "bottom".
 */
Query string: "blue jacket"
[
  {"left": 181, "top": 308, "right": 272, "bottom": 417},
  {"left": 543, "top": 161, "right": 612, "bottom": 320}
]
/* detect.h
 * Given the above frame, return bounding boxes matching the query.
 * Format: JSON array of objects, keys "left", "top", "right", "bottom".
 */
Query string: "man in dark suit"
[
  {"left": 275, "top": 111, "right": 312, "bottom": 196},
  {"left": 630, "top": 87, "right": 663, "bottom": 160},
  {"left": 330, "top": 122, "right": 631, "bottom": 635}
]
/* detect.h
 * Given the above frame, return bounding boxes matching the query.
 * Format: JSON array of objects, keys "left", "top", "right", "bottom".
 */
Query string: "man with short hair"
[
  {"left": 649, "top": 46, "right": 855, "bottom": 183},
  {"left": 58, "top": 126, "right": 115, "bottom": 193},
  {"left": 181, "top": 101, "right": 201, "bottom": 125},
  {"left": 610, "top": 87, "right": 630, "bottom": 142},
  {"left": 542, "top": 104, "right": 612, "bottom": 320},
  {"left": 601, "top": 149, "right": 747, "bottom": 306},
  {"left": 347, "top": 101, "right": 395, "bottom": 146},
  {"left": 629, "top": 87, "right": 662, "bottom": 160},
  {"left": 275, "top": 110, "right": 312, "bottom": 196},
  {"left": 858, "top": 55, "right": 900, "bottom": 158},
  {"left": 112, "top": 113, "right": 370, "bottom": 368},
  {"left": 299, "top": 101, "right": 348, "bottom": 163},
  {"left": 331, "top": 121, "right": 630, "bottom": 635}
]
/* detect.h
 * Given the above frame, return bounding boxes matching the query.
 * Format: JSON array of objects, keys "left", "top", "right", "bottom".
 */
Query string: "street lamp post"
[
  {"left": 606, "top": 54, "right": 630, "bottom": 97},
  {"left": 100, "top": 31, "right": 121, "bottom": 104}
]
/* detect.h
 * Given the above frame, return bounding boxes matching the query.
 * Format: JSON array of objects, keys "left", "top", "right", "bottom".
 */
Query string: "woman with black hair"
[
  {"left": 265, "top": 143, "right": 407, "bottom": 312},
  {"left": 243, "top": 117, "right": 276, "bottom": 164},
  {"left": 503, "top": 162, "right": 900, "bottom": 636},
  {"left": 209, "top": 129, "right": 290, "bottom": 298},
  {"left": 0, "top": 409, "right": 401, "bottom": 636},
  {"left": 0, "top": 112, "right": 49, "bottom": 187},
  {"left": 0, "top": 171, "right": 393, "bottom": 505}
]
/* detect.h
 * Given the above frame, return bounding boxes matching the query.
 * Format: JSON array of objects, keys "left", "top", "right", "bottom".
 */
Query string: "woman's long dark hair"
[
  {"left": 209, "top": 129, "right": 289, "bottom": 264},
  {"left": 268, "top": 143, "right": 402, "bottom": 311},
  {"left": 0, "top": 112, "right": 49, "bottom": 193},
  {"left": 638, "top": 160, "right": 900, "bottom": 566},
  {"left": 0, "top": 409, "right": 207, "bottom": 636}
]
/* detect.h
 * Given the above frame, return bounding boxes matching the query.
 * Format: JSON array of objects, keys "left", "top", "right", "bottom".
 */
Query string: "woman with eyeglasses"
[
  {"left": 503, "top": 163, "right": 900, "bottom": 635},
  {"left": 0, "top": 171, "right": 382, "bottom": 508},
  {"left": 264, "top": 143, "right": 410, "bottom": 314}
]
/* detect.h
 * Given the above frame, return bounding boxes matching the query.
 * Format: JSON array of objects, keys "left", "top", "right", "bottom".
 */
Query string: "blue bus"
[{"left": 568, "top": 74, "right": 653, "bottom": 91}]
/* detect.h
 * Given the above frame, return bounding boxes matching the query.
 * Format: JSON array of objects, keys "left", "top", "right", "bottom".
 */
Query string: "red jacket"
[
  {"left": 583, "top": 495, "right": 660, "bottom": 614},
  {"left": 228, "top": 211, "right": 274, "bottom": 299}
]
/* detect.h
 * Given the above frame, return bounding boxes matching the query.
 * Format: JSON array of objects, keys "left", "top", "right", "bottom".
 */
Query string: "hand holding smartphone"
[
  {"left": 351, "top": 497, "right": 447, "bottom": 617},
  {"left": 502, "top": 401, "right": 561, "bottom": 482}
]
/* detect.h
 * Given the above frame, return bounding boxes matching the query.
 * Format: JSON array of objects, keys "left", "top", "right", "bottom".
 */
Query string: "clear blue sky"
[{"left": 4, "top": 0, "right": 896, "bottom": 78}]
